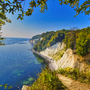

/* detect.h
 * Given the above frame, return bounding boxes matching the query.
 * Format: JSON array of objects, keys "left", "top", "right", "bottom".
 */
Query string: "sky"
[{"left": 2, "top": 0, "right": 90, "bottom": 38}]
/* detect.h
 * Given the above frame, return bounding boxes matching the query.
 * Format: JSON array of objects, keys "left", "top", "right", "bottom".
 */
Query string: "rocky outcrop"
[
  {"left": 22, "top": 85, "right": 30, "bottom": 90},
  {"left": 30, "top": 39, "right": 39, "bottom": 45},
  {"left": 30, "top": 34, "right": 41, "bottom": 45},
  {"left": 30, "top": 37, "right": 43, "bottom": 45}
]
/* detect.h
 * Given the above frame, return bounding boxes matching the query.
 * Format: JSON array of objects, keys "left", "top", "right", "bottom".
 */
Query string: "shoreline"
[
  {"left": 31, "top": 49, "right": 58, "bottom": 71},
  {"left": 22, "top": 48, "right": 58, "bottom": 90}
]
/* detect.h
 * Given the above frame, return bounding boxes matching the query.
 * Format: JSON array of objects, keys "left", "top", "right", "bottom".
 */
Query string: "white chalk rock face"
[
  {"left": 49, "top": 60, "right": 58, "bottom": 71},
  {"left": 40, "top": 42, "right": 85, "bottom": 70},
  {"left": 22, "top": 85, "right": 30, "bottom": 90},
  {"left": 40, "top": 42, "right": 66, "bottom": 58},
  {"left": 54, "top": 42, "right": 66, "bottom": 54},
  {"left": 57, "top": 48, "right": 75, "bottom": 68},
  {"left": 30, "top": 39, "right": 39, "bottom": 45}
]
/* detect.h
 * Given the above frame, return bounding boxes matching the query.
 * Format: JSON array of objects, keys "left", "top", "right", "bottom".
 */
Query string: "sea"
[{"left": 0, "top": 37, "right": 46, "bottom": 90}]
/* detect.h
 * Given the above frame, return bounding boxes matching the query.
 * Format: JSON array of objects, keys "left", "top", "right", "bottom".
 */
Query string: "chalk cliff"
[
  {"left": 22, "top": 41, "right": 90, "bottom": 90},
  {"left": 40, "top": 42, "right": 66, "bottom": 60},
  {"left": 40, "top": 42, "right": 86, "bottom": 71},
  {"left": 30, "top": 39, "right": 39, "bottom": 45},
  {"left": 30, "top": 34, "right": 41, "bottom": 45}
]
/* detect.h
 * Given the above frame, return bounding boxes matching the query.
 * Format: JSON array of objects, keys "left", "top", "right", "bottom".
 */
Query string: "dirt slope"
[{"left": 56, "top": 74, "right": 90, "bottom": 90}]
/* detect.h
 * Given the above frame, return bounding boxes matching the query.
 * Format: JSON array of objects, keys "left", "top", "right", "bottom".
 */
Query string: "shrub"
[{"left": 29, "top": 67, "right": 67, "bottom": 90}]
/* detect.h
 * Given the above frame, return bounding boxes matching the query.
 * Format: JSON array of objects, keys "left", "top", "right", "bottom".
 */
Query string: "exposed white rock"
[
  {"left": 57, "top": 48, "right": 75, "bottom": 68},
  {"left": 30, "top": 39, "right": 36, "bottom": 44},
  {"left": 40, "top": 37, "right": 43, "bottom": 41},
  {"left": 22, "top": 85, "right": 30, "bottom": 90},
  {"left": 40, "top": 42, "right": 66, "bottom": 58},
  {"left": 40, "top": 42, "right": 84, "bottom": 70},
  {"left": 30, "top": 39, "right": 39, "bottom": 45},
  {"left": 54, "top": 42, "right": 66, "bottom": 54},
  {"left": 30, "top": 38, "right": 43, "bottom": 45}
]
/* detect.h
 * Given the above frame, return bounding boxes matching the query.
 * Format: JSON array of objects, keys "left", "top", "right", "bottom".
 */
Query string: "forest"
[{"left": 33, "top": 27, "right": 90, "bottom": 56}]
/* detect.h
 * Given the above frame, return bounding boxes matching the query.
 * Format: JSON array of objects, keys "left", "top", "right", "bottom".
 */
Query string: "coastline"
[
  {"left": 31, "top": 49, "right": 58, "bottom": 71},
  {"left": 22, "top": 49, "right": 59, "bottom": 90}
]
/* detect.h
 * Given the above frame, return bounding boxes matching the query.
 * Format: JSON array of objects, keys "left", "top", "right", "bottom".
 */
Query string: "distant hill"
[{"left": 30, "top": 34, "right": 41, "bottom": 40}]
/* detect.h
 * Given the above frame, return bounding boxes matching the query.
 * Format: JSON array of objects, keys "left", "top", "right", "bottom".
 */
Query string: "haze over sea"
[{"left": 0, "top": 38, "right": 46, "bottom": 90}]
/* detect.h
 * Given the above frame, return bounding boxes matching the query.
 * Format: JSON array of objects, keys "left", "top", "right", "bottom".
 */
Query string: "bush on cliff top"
[
  {"left": 29, "top": 67, "right": 67, "bottom": 90},
  {"left": 33, "top": 27, "right": 90, "bottom": 56},
  {"left": 57, "top": 68, "right": 90, "bottom": 84}
]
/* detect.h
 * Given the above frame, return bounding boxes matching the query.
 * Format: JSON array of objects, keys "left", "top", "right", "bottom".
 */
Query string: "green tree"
[
  {"left": 64, "top": 30, "right": 76, "bottom": 50},
  {"left": 76, "top": 28, "right": 90, "bottom": 56},
  {"left": 0, "top": 0, "right": 90, "bottom": 45},
  {"left": 33, "top": 30, "right": 66, "bottom": 51}
]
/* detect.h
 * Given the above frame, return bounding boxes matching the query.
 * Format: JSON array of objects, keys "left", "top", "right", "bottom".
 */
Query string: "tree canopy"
[
  {"left": 33, "top": 27, "right": 90, "bottom": 56},
  {"left": 0, "top": 0, "right": 90, "bottom": 45},
  {"left": 0, "top": 0, "right": 90, "bottom": 28}
]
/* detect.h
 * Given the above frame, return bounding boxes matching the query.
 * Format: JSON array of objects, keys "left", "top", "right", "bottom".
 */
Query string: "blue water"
[{"left": 0, "top": 38, "right": 46, "bottom": 90}]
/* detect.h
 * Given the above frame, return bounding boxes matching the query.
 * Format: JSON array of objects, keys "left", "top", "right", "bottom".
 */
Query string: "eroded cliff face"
[
  {"left": 22, "top": 42, "right": 90, "bottom": 90},
  {"left": 56, "top": 48, "right": 85, "bottom": 71},
  {"left": 40, "top": 42, "right": 88, "bottom": 71},
  {"left": 56, "top": 48, "right": 75, "bottom": 68},
  {"left": 30, "top": 38, "right": 43, "bottom": 45},
  {"left": 30, "top": 39, "right": 39, "bottom": 45},
  {"left": 40, "top": 42, "right": 66, "bottom": 60}
]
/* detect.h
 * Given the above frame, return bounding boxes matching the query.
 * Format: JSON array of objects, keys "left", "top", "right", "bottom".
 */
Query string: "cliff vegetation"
[
  {"left": 27, "top": 27, "right": 90, "bottom": 90},
  {"left": 33, "top": 27, "right": 90, "bottom": 56},
  {"left": 23, "top": 67, "right": 67, "bottom": 90}
]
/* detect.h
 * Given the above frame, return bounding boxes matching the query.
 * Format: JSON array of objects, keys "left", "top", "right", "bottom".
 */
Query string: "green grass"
[
  {"left": 57, "top": 68, "right": 90, "bottom": 84},
  {"left": 28, "top": 67, "right": 67, "bottom": 90}
]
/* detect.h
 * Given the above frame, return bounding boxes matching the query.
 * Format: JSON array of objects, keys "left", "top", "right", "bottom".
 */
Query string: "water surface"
[{"left": 0, "top": 38, "right": 46, "bottom": 90}]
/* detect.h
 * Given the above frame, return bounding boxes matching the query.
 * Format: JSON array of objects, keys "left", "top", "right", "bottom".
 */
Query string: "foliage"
[
  {"left": 33, "top": 31, "right": 55, "bottom": 51},
  {"left": 59, "top": 0, "right": 90, "bottom": 17},
  {"left": 33, "top": 27, "right": 90, "bottom": 56},
  {"left": 0, "top": 0, "right": 90, "bottom": 46},
  {"left": 29, "top": 67, "right": 67, "bottom": 90},
  {"left": 63, "top": 30, "right": 76, "bottom": 50},
  {"left": 0, "top": 37, "right": 5, "bottom": 46},
  {"left": 31, "top": 34, "right": 41, "bottom": 40},
  {"left": 30, "top": 34, "right": 41, "bottom": 44},
  {"left": 63, "top": 27, "right": 90, "bottom": 56},
  {"left": 76, "top": 27, "right": 90, "bottom": 56},
  {"left": 0, "top": 0, "right": 90, "bottom": 28},
  {"left": 47, "top": 31, "right": 65, "bottom": 47},
  {"left": 57, "top": 68, "right": 90, "bottom": 84},
  {"left": 0, "top": 84, "right": 13, "bottom": 89},
  {"left": 33, "top": 30, "right": 66, "bottom": 51},
  {"left": 0, "top": 0, "right": 48, "bottom": 28}
]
